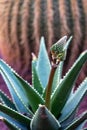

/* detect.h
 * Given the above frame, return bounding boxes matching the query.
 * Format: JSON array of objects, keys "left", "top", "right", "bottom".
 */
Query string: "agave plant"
[{"left": 0, "top": 36, "right": 87, "bottom": 130}]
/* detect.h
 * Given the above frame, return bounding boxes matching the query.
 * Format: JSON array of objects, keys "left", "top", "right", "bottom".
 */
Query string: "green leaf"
[
  {"left": 0, "top": 90, "right": 17, "bottom": 111},
  {"left": 0, "top": 59, "right": 44, "bottom": 113},
  {"left": 51, "top": 51, "right": 87, "bottom": 117},
  {"left": 0, "top": 112, "right": 28, "bottom": 130},
  {"left": 64, "top": 36, "right": 73, "bottom": 50},
  {"left": 0, "top": 103, "right": 31, "bottom": 126},
  {"left": 65, "top": 111, "right": 87, "bottom": 130},
  {"left": 0, "top": 60, "right": 33, "bottom": 114},
  {"left": 36, "top": 37, "right": 51, "bottom": 88},
  {"left": 59, "top": 78, "right": 87, "bottom": 122},
  {"left": 14, "top": 73, "right": 45, "bottom": 112},
  {"left": 52, "top": 61, "right": 64, "bottom": 93},
  {"left": 32, "top": 59, "right": 43, "bottom": 95}
]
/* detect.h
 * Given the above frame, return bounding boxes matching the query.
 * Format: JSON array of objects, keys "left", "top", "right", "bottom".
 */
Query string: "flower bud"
[{"left": 50, "top": 36, "right": 67, "bottom": 61}]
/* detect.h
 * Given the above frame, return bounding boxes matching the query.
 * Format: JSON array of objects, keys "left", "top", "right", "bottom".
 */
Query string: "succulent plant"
[{"left": 0, "top": 36, "right": 87, "bottom": 130}]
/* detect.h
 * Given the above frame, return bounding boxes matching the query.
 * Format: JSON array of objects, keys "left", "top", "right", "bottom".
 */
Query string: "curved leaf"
[
  {"left": 32, "top": 59, "right": 43, "bottom": 95},
  {"left": 59, "top": 78, "right": 87, "bottom": 122},
  {"left": 0, "top": 90, "right": 17, "bottom": 111},
  {"left": 36, "top": 37, "right": 51, "bottom": 88},
  {"left": 0, "top": 112, "right": 28, "bottom": 130},
  {"left": 52, "top": 61, "right": 64, "bottom": 93},
  {"left": 51, "top": 51, "right": 87, "bottom": 117},
  {"left": 0, "top": 60, "right": 33, "bottom": 114},
  {"left": 0, "top": 59, "right": 44, "bottom": 113},
  {"left": 0, "top": 103, "right": 31, "bottom": 126},
  {"left": 64, "top": 36, "right": 73, "bottom": 50},
  {"left": 14, "top": 73, "right": 45, "bottom": 112}
]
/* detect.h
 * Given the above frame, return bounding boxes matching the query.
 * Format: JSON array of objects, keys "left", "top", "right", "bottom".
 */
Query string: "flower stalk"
[{"left": 45, "top": 62, "right": 58, "bottom": 109}]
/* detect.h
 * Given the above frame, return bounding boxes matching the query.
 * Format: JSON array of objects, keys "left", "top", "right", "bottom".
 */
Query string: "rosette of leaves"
[{"left": 0, "top": 36, "right": 87, "bottom": 130}]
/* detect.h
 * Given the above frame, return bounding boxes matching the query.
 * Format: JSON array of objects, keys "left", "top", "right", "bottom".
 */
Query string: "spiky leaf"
[
  {"left": 32, "top": 59, "right": 43, "bottom": 95},
  {"left": 0, "top": 60, "right": 33, "bottom": 114},
  {"left": 0, "top": 59, "right": 44, "bottom": 113},
  {"left": 36, "top": 37, "right": 51, "bottom": 88},
  {"left": 0, "top": 90, "right": 17, "bottom": 111},
  {"left": 64, "top": 36, "right": 73, "bottom": 50},
  {"left": 51, "top": 51, "right": 87, "bottom": 117},
  {"left": 0, "top": 112, "right": 28, "bottom": 130},
  {"left": 52, "top": 61, "right": 63, "bottom": 93},
  {"left": 0, "top": 103, "right": 31, "bottom": 126},
  {"left": 14, "top": 73, "right": 45, "bottom": 112},
  {"left": 59, "top": 78, "right": 87, "bottom": 122}
]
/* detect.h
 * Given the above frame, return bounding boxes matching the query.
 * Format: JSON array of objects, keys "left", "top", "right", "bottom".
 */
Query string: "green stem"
[{"left": 45, "top": 63, "right": 57, "bottom": 109}]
